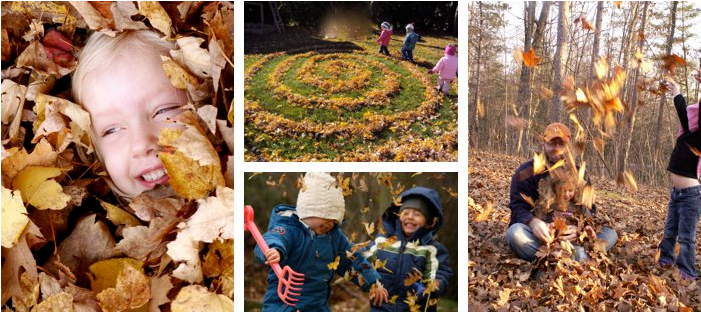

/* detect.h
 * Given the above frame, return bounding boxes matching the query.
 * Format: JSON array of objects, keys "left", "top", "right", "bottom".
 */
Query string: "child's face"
[
  {"left": 399, "top": 208, "right": 427, "bottom": 237},
  {"left": 81, "top": 48, "right": 187, "bottom": 197},
  {"left": 563, "top": 187, "right": 575, "bottom": 202},
  {"left": 302, "top": 217, "right": 336, "bottom": 235}
]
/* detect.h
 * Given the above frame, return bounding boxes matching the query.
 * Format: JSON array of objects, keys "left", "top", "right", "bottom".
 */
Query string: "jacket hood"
[
  {"left": 445, "top": 45, "right": 456, "bottom": 56},
  {"left": 382, "top": 186, "right": 444, "bottom": 243}
]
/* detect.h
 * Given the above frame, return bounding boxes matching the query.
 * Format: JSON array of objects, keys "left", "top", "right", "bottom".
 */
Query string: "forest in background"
[{"left": 469, "top": 1, "right": 701, "bottom": 186}]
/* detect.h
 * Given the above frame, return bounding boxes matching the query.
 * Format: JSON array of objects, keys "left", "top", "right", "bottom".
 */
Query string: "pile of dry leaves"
[
  {"left": 468, "top": 151, "right": 701, "bottom": 311},
  {"left": 2, "top": 2, "right": 233, "bottom": 311}
]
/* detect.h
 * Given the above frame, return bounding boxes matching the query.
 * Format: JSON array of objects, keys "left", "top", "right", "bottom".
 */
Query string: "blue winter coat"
[
  {"left": 362, "top": 187, "right": 453, "bottom": 312},
  {"left": 403, "top": 32, "right": 420, "bottom": 50},
  {"left": 254, "top": 204, "right": 381, "bottom": 312}
]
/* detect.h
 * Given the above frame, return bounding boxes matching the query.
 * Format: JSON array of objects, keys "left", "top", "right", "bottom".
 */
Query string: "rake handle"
[{"left": 244, "top": 205, "right": 284, "bottom": 278}]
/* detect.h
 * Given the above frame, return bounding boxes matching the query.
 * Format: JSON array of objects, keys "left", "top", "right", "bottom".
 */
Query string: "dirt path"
[{"left": 468, "top": 151, "right": 701, "bottom": 310}]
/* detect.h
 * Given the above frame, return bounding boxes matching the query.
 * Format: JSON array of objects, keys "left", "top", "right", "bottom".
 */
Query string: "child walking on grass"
[
  {"left": 658, "top": 76, "right": 701, "bottom": 280},
  {"left": 401, "top": 23, "right": 420, "bottom": 63},
  {"left": 362, "top": 187, "right": 453, "bottom": 311},
  {"left": 377, "top": 21, "right": 392, "bottom": 56},
  {"left": 255, "top": 172, "right": 389, "bottom": 311},
  {"left": 428, "top": 44, "right": 458, "bottom": 95}
]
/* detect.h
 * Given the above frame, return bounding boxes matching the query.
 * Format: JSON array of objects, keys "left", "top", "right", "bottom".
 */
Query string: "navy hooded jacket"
[
  {"left": 254, "top": 204, "right": 380, "bottom": 312},
  {"left": 509, "top": 159, "right": 597, "bottom": 226},
  {"left": 362, "top": 187, "right": 453, "bottom": 312}
]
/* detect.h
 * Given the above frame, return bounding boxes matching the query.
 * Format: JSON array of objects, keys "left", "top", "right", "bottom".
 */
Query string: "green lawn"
[{"left": 244, "top": 34, "right": 458, "bottom": 161}]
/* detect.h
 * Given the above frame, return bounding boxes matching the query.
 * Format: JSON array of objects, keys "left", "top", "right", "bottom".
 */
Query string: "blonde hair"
[
  {"left": 72, "top": 30, "right": 175, "bottom": 106},
  {"left": 71, "top": 30, "right": 176, "bottom": 199}
]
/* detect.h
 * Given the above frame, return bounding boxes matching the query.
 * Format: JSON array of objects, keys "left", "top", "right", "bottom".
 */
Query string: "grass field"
[{"left": 244, "top": 32, "right": 458, "bottom": 162}]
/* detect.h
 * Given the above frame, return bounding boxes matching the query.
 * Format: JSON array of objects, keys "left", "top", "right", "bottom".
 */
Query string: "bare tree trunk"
[
  {"left": 654, "top": 1, "right": 677, "bottom": 150},
  {"left": 588, "top": 2, "right": 604, "bottom": 82},
  {"left": 617, "top": 1, "right": 650, "bottom": 177},
  {"left": 515, "top": 2, "right": 551, "bottom": 154},
  {"left": 550, "top": 1, "right": 570, "bottom": 123},
  {"left": 471, "top": 2, "right": 484, "bottom": 148}
]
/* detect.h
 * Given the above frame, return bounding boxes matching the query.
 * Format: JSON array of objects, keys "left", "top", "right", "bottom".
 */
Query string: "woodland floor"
[{"left": 468, "top": 151, "right": 701, "bottom": 311}]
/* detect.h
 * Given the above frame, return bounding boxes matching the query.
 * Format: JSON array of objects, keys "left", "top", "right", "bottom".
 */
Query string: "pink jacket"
[
  {"left": 677, "top": 103, "right": 701, "bottom": 178},
  {"left": 377, "top": 29, "right": 392, "bottom": 46},
  {"left": 432, "top": 55, "right": 458, "bottom": 80}
]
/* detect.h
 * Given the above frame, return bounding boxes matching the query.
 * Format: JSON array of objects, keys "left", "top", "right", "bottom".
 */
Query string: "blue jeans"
[
  {"left": 401, "top": 47, "right": 413, "bottom": 61},
  {"left": 506, "top": 223, "right": 618, "bottom": 262},
  {"left": 658, "top": 185, "right": 701, "bottom": 278}
]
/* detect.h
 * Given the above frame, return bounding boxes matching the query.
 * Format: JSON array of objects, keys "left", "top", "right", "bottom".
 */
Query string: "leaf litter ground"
[{"left": 468, "top": 151, "right": 701, "bottom": 311}]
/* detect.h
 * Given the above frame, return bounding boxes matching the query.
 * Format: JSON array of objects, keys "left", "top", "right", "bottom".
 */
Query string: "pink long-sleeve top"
[{"left": 377, "top": 29, "right": 392, "bottom": 46}]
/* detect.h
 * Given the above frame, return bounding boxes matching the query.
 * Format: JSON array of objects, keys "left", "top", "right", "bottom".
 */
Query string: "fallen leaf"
[
  {"left": 175, "top": 37, "right": 212, "bottom": 78},
  {"left": 166, "top": 228, "right": 203, "bottom": 283},
  {"left": 1, "top": 186, "right": 29, "bottom": 248},
  {"left": 473, "top": 201, "right": 494, "bottom": 222},
  {"left": 149, "top": 275, "right": 174, "bottom": 311},
  {"left": 158, "top": 111, "right": 225, "bottom": 200},
  {"left": 202, "top": 239, "right": 234, "bottom": 298},
  {"left": 2, "top": 139, "right": 57, "bottom": 187},
  {"left": 328, "top": 256, "right": 341, "bottom": 270},
  {"left": 185, "top": 186, "right": 234, "bottom": 243},
  {"left": 171, "top": 285, "right": 233, "bottom": 312},
  {"left": 138, "top": 1, "right": 172, "bottom": 37},
  {"left": 96, "top": 265, "right": 150, "bottom": 312},
  {"left": 1, "top": 221, "right": 42, "bottom": 305},
  {"left": 115, "top": 217, "right": 171, "bottom": 261},
  {"left": 12, "top": 166, "right": 70, "bottom": 210},
  {"left": 160, "top": 55, "right": 199, "bottom": 89},
  {"left": 33, "top": 292, "right": 73, "bottom": 312},
  {"left": 47, "top": 215, "right": 118, "bottom": 285},
  {"left": 101, "top": 200, "right": 141, "bottom": 227}
]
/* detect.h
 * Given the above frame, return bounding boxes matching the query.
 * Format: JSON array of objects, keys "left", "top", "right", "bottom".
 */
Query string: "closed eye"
[{"left": 102, "top": 127, "right": 121, "bottom": 137}]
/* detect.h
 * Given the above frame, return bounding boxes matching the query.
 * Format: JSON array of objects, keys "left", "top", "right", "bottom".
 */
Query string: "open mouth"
[
  {"left": 136, "top": 167, "right": 170, "bottom": 187},
  {"left": 142, "top": 168, "right": 166, "bottom": 182}
]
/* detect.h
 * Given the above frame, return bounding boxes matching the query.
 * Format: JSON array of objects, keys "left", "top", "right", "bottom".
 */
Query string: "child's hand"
[
  {"left": 584, "top": 225, "right": 596, "bottom": 239},
  {"left": 557, "top": 225, "right": 578, "bottom": 242},
  {"left": 264, "top": 248, "right": 280, "bottom": 265},
  {"left": 664, "top": 77, "right": 681, "bottom": 96},
  {"left": 371, "top": 282, "right": 389, "bottom": 306}
]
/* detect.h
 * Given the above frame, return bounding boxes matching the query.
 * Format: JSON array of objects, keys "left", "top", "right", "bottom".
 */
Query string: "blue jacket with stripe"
[
  {"left": 254, "top": 204, "right": 380, "bottom": 312},
  {"left": 362, "top": 187, "right": 453, "bottom": 312}
]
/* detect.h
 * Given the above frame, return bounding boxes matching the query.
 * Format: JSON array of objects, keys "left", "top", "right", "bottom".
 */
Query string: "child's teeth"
[{"left": 142, "top": 169, "right": 165, "bottom": 182}]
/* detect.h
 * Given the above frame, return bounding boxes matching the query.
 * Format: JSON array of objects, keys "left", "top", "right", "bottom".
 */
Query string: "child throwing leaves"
[
  {"left": 254, "top": 172, "right": 388, "bottom": 311},
  {"left": 534, "top": 167, "right": 599, "bottom": 261},
  {"left": 428, "top": 44, "right": 458, "bottom": 95},
  {"left": 377, "top": 21, "right": 393, "bottom": 56},
  {"left": 362, "top": 187, "right": 453, "bottom": 312},
  {"left": 401, "top": 23, "right": 420, "bottom": 62},
  {"left": 658, "top": 77, "right": 701, "bottom": 280}
]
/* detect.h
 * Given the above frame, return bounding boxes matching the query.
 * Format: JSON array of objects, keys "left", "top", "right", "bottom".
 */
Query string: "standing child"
[
  {"left": 658, "top": 77, "right": 701, "bottom": 280},
  {"left": 254, "top": 172, "right": 389, "bottom": 311},
  {"left": 377, "top": 21, "right": 392, "bottom": 56},
  {"left": 401, "top": 23, "right": 420, "bottom": 62},
  {"left": 362, "top": 187, "right": 453, "bottom": 312},
  {"left": 428, "top": 44, "right": 458, "bottom": 95}
]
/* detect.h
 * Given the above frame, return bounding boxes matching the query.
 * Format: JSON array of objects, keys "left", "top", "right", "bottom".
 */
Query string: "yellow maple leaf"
[
  {"left": 1, "top": 186, "right": 29, "bottom": 248},
  {"left": 158, "top": 111, "right": 225, "bottom": 200},
  {"left": 403, "top": 267, "right": 423, "bottom": 286},
  {"left": 327, "top": 256, "right": 340, "bottom": 270},
  {"left": 373, "top": 258, "right": 392, "bottom": 273},
  {"left": 363, "top": 222, "right": 375, "bottom": 236},
  {"left": 12, "top": 166, "right": 70, "bottom": 210}
]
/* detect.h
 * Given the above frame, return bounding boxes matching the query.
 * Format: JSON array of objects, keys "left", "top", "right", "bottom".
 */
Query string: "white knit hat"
[{"left": 296, "top": 172, "right": 345, "bottom": 224}]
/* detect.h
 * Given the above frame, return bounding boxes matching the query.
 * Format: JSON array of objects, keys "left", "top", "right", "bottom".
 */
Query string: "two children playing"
[
  {"left": 377, "top": 21, "right": 458, "bottom": 96},
  {"left": 254, "top": 173, "right": 452, "bottom": 311}
]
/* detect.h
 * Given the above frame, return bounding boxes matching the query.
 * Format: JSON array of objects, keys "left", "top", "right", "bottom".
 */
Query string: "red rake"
[{"left": 244, "top": 205, "right": 305, "bottom": 306}]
